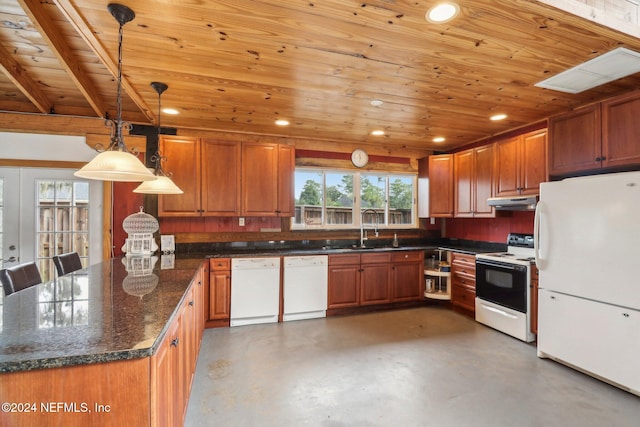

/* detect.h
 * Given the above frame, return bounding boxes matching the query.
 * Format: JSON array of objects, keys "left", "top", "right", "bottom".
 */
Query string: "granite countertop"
[
  {"left": 0, "top": 257, "right": 202, "bottom": 374},
  {"left": 201, "top": 244, "right": 437, "bottom": 258}
]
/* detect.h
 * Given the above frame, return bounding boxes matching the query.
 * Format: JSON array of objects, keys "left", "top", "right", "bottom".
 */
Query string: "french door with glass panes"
[{"left": 0, "top": 167, "right": 103, "bottom": 283}]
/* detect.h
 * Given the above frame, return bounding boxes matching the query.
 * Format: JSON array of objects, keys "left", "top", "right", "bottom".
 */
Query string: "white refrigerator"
[{"left": 535, "top": 171, "right": 640, "bottom": 396}]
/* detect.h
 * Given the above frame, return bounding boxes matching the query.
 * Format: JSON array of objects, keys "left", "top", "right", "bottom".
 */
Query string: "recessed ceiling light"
[
  {"left": 490, "top": 114, "right": 507, "bottom": 121},
  {"left": 162, "top": 108, "right": 179, "bottom": 115},
  {"left": 433, "top": 136, "right": 446, "bottom": 143},
  {"left": 426, "top": 3, "right": 460, "bottom": 23},
  {"left": 275, "top": 119, "right": 290, "bottom": 126},
  {"left": 370, "top": 99, "right": 384, "bottom": 107},
  {"left": 371, "top": 130, "right": 385, "bottom": 136}
]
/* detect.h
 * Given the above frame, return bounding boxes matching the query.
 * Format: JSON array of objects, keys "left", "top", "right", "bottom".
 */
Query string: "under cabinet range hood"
[{"left": 487, "top": 195, "right": 538, "bottom": 211}]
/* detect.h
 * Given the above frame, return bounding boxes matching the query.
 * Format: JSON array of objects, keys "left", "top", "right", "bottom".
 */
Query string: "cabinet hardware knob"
[
  {"left": 189, "top": 301, "right": 194, "bottom": 306},
  {"left": 595, "top": 157, "right": 601, "bottom": 161},
  {"left": 171, "top": 338, "right": 180, "bottom": 347},
  {"left": 601, "top": 156, "right": 606, "bottom": 161}
]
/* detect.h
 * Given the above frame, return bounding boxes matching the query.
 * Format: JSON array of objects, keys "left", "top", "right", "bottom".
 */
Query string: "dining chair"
[
  {"left": 0, "top": 262, "right": 43, "bottom": 296},
  {"left": 52, "top": 252, "right": 83, "bottom": 276}
]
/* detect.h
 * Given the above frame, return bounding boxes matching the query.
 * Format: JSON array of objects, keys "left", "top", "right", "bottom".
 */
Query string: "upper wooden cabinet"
[
  {"left": 548, "top": 105, "right": 601, "bottom": 176},
  {"left": 428, "top": 154, "right": 454, "bottom": 217},
  {"left": 158, "top": 137, "right": 294, "bottom": 217},
  {"left": 549, "top": 90, "right": 640, "bottom": 176},
  {"left": 494, "top": 129, "right": 547, "bottom": 196},
  {"left": 454, "top": 144, "right": 495, "bottom": 218},
  {"left": 241, "top": 142, "right": 294, "bottom": 216}
]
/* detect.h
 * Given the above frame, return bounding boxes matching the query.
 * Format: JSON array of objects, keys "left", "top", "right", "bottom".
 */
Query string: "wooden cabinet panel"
[
  {"left": 390, "top": 251, "right": 424, "bottom": 302},
  {"left": 360, "top": 263, "right": 391, "bottom": 305},
  {"left": 474, "top": 144, "right": 495, "bottom": 215},
  {"left": 495, "top": 130, "right": 547, "bottom": 197},
  {"left": 455, "top": 145, "right": 495, "bottom": 217},
  {"left": 521, "top": 129, "right": 548, "bottom": 194},
  {"left": 530, "top": 265, "right": 539, "bottom": 335},
  {"left": 454, "top": 149, "right": 474, "bottom": 217},
  {"left": 328, "top": 264, "right": 361, "bottom": 308},
  {"left": 201, "top": 139, "right": 241, "bottom": 215},
  {"left": 209, "top": 258, "right": 231, "bottom": 321},
  {"left": 548, "top": 104, "right": 601, "bottom": 176},
  {"left": 158, "top": 136, "right": 201, "bottom": 216},
  {"left": 451, "top": 283, "right": 476, "bottom": 312},
  {"left": 277, "top": 144, "right": 295, "bottom": 216},
  {"left": 602, "top": 91, "right": 640, "bottom": 168},
  {"left": 428, "top": 154, "right": 454, "bottom": 217},
  {"left": 241, "top": 142, "right": 278, "bottom": 215}
]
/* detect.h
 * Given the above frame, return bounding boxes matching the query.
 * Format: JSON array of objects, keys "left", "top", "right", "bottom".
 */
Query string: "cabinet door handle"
[
  {"left": 595, "top": 157, "right": 601, "bottom": 162},
  {"left": 171, "top": 337, "right": 180, "bottom": 347},
  {"left": 189, "top": 301, "right": 194, "bottom": 306}
]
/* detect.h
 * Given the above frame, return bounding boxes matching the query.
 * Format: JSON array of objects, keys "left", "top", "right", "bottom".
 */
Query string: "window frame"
[{"left": 292, "top": 167, "right": 418, "bottom": 230}]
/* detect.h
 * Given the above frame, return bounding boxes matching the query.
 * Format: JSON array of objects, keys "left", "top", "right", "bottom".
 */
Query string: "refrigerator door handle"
[{"left": 534, "top": 201, "right": 546, "bottom": 271}]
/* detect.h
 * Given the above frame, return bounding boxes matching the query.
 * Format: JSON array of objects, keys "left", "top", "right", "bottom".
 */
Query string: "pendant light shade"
[
  {"left": 133, "top": 82, "right": 184, "bottom": 194},
  {"left": 75, "top": 4, "right": 155, "bottom": 182}
]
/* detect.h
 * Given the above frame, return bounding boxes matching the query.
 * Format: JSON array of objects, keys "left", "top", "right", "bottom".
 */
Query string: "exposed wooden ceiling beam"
[
  {"left": 54, "top": 0, "right": 155, "bottom": 123},
  {"left": 0, "top": 42, "right": 52, "bottom": 114},
  {"left": 17, "top": 0, "right": 106, "bottom": 118}
]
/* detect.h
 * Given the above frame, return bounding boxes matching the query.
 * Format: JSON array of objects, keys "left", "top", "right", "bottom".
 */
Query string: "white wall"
[{"left": 0, "top": 132, "right": 95, "bottom": 161}]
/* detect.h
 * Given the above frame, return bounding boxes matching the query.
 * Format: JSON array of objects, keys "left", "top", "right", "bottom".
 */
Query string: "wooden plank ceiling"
[{"left": 1, "top": 0, "right": 640, "bottom": 153}]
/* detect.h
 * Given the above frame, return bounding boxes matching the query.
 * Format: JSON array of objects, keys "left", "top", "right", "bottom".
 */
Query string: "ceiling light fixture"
[
  {"left": 74, "top": 4, "right": 155, "bottom": 182},
  {"left": 133, "top": 82, "right": 184, "bottom": 194},
  {"left": 275, "top": 119, "right": 290, "bottom": 126},
  {"left": 371, "top": 130, "right": 385, "bottom": 136},
  {"left": 490, "top": 113, "right": 508, "bottom": 121},
  {"left": 426, "top": 2, "right": 460, "bottom": 23},
  {"left": 433, "top": 136, "right": 446, "bottom": 143},
  {"left": 370, "top": 99, "right": 384, "bottom": 107},
  {"left": 162, "top": 108, "right": 180, "bottom": 115}
]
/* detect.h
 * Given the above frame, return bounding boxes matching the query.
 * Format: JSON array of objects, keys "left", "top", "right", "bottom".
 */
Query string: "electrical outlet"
[{"left": 239, "top": 217, "right": 245, "bottom": 226}]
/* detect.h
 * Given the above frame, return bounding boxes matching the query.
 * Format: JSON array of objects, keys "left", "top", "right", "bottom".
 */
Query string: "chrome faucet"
[{"left": 360, "top": 209, "right": 379, "bottom": 248}]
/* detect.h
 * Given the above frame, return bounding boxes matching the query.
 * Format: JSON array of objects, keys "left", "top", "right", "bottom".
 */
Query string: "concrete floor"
[{"left": 185, "top": 306, "right": 639, "bottom": 427}]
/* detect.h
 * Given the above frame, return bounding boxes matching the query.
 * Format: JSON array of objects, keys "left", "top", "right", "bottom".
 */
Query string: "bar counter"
[{"left": 0, "top": 256, "right": 203, "bottom": 373}]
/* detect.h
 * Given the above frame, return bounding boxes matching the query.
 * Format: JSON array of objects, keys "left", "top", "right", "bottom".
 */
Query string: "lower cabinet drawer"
[{"left": 452, "top": 284, "right": 475, "bottom": 312}]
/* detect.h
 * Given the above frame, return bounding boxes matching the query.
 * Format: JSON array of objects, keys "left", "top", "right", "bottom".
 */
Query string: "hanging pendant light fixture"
[
  {"left": 134, "top": 82, "right": 183, "bottom": 194},
  {"left": 75, "top": 4, "right": 156, "bottom": 182}
]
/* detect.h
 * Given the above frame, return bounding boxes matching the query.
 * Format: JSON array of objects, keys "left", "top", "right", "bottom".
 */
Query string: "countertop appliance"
[
  {"left": 475, "top": 233, "right": 536, "bottom": 342},
  {"left": 535, "top": 171, "right": 640, "bottom": 396},
  {"left": 283, "top": 255, "right": 328, "bottom": 321},
  {"left": 230, "top": 257, "right": 280, "bottom": 327},
  {"left": 487, "top": 195, "right": 538, "bottom": 211}
]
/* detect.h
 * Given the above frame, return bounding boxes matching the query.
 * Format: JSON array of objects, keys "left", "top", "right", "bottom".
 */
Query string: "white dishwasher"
[
  {"left": 283, "top": 255, "right": 328, "bottom": 321},
  {"left": 231, "top": 257, "right": 281, "bottom": 327}
]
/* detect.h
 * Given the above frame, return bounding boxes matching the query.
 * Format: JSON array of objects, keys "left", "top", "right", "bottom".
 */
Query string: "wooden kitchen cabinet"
[
  {"left": 601, "top": 90, "right": 640, "bottom": 169},
  {"left": 390, "top": 251, "right": 424, "bottom": 302},
  {"left": 454, "top": 144, "right": 495, "bottom": 217},
  {"left": 159, "top": 137, "right": 294, "bottom": 217},
  {"left": 360, "top": 252, "right": 391, "bottom": 305},
  {"left": 450, "top": 252, "right": 476, "bottom": 315},
  {"left": 208, "top": 258, "right": 231, "bottom": 326},
  {"left": 494, "top": 129, "right": 547, "bottom": 196},
  {"left": 328, "top": 254, "right": 361, "bottom": 309},
  {"left": 530, "top": 264, "right": 539, "bottom": 335},
  {"left": 548, "top": 105, "right": 601, "bottom": 176},
  {"left": 151, "top": 270, "right": 204, "bottom": 427},
  {"left": 241, "top": 142, "right": 295, "bottom": 216},
  {"left": 428, "top": 154, "right": 454, "bottom": 217}
]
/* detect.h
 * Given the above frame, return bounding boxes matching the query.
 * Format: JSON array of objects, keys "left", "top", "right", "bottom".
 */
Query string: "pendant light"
[
  {"left": 74, "top": 4, "right": 156, "bottom": 182},
  {"left": 133, "top": 82, "right": 184, "bottom": 194}
]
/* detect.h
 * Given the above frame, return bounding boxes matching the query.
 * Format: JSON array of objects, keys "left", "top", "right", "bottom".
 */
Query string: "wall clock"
[{"left": 351, "top": 149, "right": 369, "bottom": 168}]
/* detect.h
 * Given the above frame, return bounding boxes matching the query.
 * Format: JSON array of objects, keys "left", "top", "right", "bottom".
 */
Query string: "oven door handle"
[{"left": 480, "top": 302, "right": 518, "bottom": 319}]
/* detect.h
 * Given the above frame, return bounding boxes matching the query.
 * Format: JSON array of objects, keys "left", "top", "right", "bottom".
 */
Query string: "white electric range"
[{"left": 475, "top": 233, "right": 536, "bottom": 342}]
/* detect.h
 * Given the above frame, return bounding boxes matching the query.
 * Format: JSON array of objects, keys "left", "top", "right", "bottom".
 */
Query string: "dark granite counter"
[{"left": 0, "top": 257, "right": 202, "bottom": 373}]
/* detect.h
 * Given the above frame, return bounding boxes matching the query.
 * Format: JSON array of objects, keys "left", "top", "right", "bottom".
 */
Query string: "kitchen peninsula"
[{"left": 0, "top": 257, "right": 206, "bottom": 427}]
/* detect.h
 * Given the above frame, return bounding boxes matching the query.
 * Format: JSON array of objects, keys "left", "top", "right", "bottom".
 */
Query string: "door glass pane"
[
  {"left": 389, "top": 176, "right": 414, "bottom": 225},
  {"left": 36, "top": 180, "right": 90, "bottom": 282},
  {"left": 294, "top": 171, "right": 323, "bottom": 226},
  {"left": 326, "top": 173, "right": 354, "bottom": 226}
]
